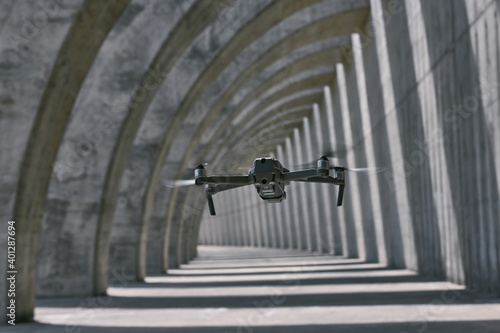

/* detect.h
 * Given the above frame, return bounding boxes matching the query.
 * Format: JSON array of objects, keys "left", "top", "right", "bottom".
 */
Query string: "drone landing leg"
[
  {"left": 337, "top": 184, "right": 345, "bottom": 206},
  {"left": 207, "top": 193, "right": 216, "bottom": 215}
]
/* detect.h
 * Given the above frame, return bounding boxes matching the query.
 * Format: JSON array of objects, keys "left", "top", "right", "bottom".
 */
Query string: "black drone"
[{"left": 168, "top": 156, "right": 384, "bottom": 216}]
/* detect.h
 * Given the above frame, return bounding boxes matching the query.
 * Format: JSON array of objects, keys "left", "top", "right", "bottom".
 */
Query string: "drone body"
[
  {"left": 249, "top": 157, "right": 288, "bottom": 203},
  {"left": 194, "top": 157, "right": 347, "bottom": 215}
]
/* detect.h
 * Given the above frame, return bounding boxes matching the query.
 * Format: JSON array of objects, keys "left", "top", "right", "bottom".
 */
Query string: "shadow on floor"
[
  {"left": 24, "top": 246, "right": 500, "bottom": 333},
  {"left": 15, "top": 320, "right": 500, "bottom": 333}
]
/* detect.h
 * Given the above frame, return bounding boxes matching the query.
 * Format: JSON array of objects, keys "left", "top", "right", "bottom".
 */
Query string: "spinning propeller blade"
[
  {"left": 164, "top": 162, "right": 209, "bottom": 188},
  {"left": 164, "top": 179, "right": 196, "bottom": 188},
  {"left": 340, "top": 167, "right": 386, "bottom": 174},
  {"left": 295, "top": 151, "right": 339, "bottom": 169}
]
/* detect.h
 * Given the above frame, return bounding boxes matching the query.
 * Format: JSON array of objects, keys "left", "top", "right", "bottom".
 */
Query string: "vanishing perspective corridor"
[{"left": 2, "top": 0, "right": 500, "bottom": 331}]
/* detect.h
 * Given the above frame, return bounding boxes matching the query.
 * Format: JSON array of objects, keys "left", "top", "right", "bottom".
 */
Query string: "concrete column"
[
  {"left": 200, "top": 213, "right": 209, "bottom": 245},
  {"left": 182, "top": 185, "right": 204, "bottom": 263},
  {"left": 293, "top": 128, "right": 311, "bottom": 251},
  {"left": 266, "top": 201, "right": 276, "bottom": 248},
  {"left": 197, "top": 213, "right": 206, "bottom": 245},
  {"left": 177, "top": 192, "right": 192, "bottom": 265},
  {"left": 350, "top": 33, "right": 388, "bottom": 264},
  {"left": 214, "top": 199, "right": 223, "bottom": 245},
  {"left": 335, "top": 63, "right": 367, "bottom": 261},
  {"left": 250, "top": 185, "right": 261, "bottom": 247},
  {"left": 165, "top": 194, "right": 183, "bottom": 269},
  {"left": 208, "top": 210, "right": 217, "bottom": 246},
  {"left": 370, "top": 0, "right": 417, "bottom": 269},
  {"left": 286, "top": 137, "right": 302, "bottom": 249},
  {"left": 232, "top": 189, "right": 243, "bottom": 247},
  {"left": 312, "top": 104, "right": 335, "bottom": 253},
  {"left": 323, "top": 85, "right": 350, "bottom": 257},
  {"left": 245, "top": 186, "right": 257, "bottom": 247},
  {"left": 302, "top": 116, "right": 323, "bottom": 252},
  {"left": 225, "top": 194, "right": 233, "bottom": 246},
  {"left": 189, "top": 214, "right": 203, "bottom": 259},
  {"left": 267, "top": 152, "right": 278, "bottom": 248},
  {"left": 234, "top": 191, "right": 244, "bottom": 246},
  {"left": 226, "top": 193, "right": 236, "bottom": 246},
  {"left": 404, "top": 1, "right": 464, "bottom": 281},
  {"left": 222, "top": 193, "right": 231, "bottom": 245},
  {"left": 275, "top": 145, "right": 287, "bottom": 249},
  {"left": 259, "top": 193, "right": 270, "bottom": 247},
  {"left": 238, "top": 187, "right": 250, "bottom": 246}
]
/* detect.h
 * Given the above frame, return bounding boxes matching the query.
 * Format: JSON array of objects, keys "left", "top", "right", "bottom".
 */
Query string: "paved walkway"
[{"left": 13, "top": 246, "right": 500, "bottom": 332}]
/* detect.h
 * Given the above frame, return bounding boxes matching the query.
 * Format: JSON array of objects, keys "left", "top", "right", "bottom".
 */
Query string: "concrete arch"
[
  {"left": 169, "top": 39, "right": 351, "bottom": 190},
  {"left": 163, "top": 71, "right": 335, "bottom": 266},
  {"left": 35, "top": 0, "right": 196, "bottom": 301},
  {"left": 93, "top": 0, "right": 226, "bottom": 293},
  {"left": 212, "top": 90, "right": 323, "bottom": 167},
  {"left": 190, "top": 8, "right": 367, "bottom": 167},
  {"left": 133, "top": 0, "right": 336, "bottom": 275},
  {"left": 158, "top": 2, "right": 369, "bottom": 273},
  {"left": 195, "top": 38, "right": 351, "bottom": 144},
  {"left": 5, "top": 1, "right": 500, "bottom": 328},
  {"left": 9, "top": 0, "right": 130, "bottom": 321}
]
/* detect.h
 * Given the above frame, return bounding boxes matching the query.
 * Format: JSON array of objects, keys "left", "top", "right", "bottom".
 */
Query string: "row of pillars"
[{"left": 198, "top": 33, "right": 387, "bottom": 263}]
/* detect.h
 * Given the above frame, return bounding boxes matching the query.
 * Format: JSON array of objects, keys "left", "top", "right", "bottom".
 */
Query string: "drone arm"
[
  {"left": 211, "top": 184, "right": 248, "bottom": 194},
  {"left": 282, "top": 169, "right": 320, "bottom": 183},
  {"left": 294, "top": 176, "right": 343, "bottom": 185},
  {"left": 296, "top": 176, "right": 345, "bottom": 206},
  {"left": 197, "top": 175, "right": 250, "bottom": 186}
]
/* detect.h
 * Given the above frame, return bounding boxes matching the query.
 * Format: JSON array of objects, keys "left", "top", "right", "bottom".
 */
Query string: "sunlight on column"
[
  {"left": 294, "top": 128, "right": 312, "bottom": 251},
  {"left": 404, "top": 0, "right": 464, "bottom": 282},
  {"left": 370, "top": 0, "right": 417, "bottom": 269},
  {"left": 351, "top": 33, "right": 388, "bottom": 265},
  {"left": 286, "top": 137, "right": 302, "bottom": 250},
  {"left": 302, "top": 117, "right": 322, "bottom": 252},
  {"left": 313, "top": 104, "right": 336, "bottom": 254},
  {"left": 335, "top": 63, "right": 366, "bottom": 261},
  {"left": 324, "top": 85, "right": 349, "bottom": 257}
]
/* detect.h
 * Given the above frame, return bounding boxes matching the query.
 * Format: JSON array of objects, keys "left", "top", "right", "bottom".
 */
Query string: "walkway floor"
[{"left": 13, "top": 246, "right": 500, "bottom": 332}]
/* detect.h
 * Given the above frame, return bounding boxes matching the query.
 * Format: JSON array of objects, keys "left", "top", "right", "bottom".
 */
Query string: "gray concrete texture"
[
  {"left": 0, "top": 0, "right": 499, "bottom": 328},
  {"left": 13, "top": 246, "right": 500, "bottom": 332}
]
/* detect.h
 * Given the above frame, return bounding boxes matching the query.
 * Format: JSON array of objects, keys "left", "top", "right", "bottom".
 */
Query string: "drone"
[{"left": 168, "top": 156, "right": 384, "bottom": 216}]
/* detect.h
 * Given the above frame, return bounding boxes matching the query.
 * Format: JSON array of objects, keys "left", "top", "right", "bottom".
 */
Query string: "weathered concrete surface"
[
  {"left": 37, "top": 0, "right": 183, "bottom": 299},
  {"left": 156, "top": 0, "right": 369, "bottom": 279},
  {"left": 199, "top": 0, "right": 500, "bottom": 299},
  {"left": 95, "top": 0, "right": 217, "bottom": 294},
  {"left": 4, "top": 0, "right": 130, "bottom": 321},
  {"left": 3, "top": 0, "right": 500, "bottom": 326},
  {"left": 0, "top": 0, "right": 83, "bottom": 322},
  {"left": 11, "top": 246, "right": 500, "bottom": 332}
]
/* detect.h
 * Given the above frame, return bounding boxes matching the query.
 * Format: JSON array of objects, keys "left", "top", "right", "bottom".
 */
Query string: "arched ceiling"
[{"left": 1, "top": 0, "right": 370, "bottom": 321}]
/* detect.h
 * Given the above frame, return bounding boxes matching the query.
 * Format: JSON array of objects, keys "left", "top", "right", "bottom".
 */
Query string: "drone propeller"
[
  {"left": 164, "top": 179, "right": 196, "bottom": 188},
  {"left": 195, "top": 162, "right": 208, "bottom": 168},
  {"left": 294, "top": 151, "right": 339, "bottom": 169},
  {"left": 164, "top": 162, "right": 209, "bottom": 188},
  {"left": 337, "top": 166, "right": 386, "bottom": 174}
]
